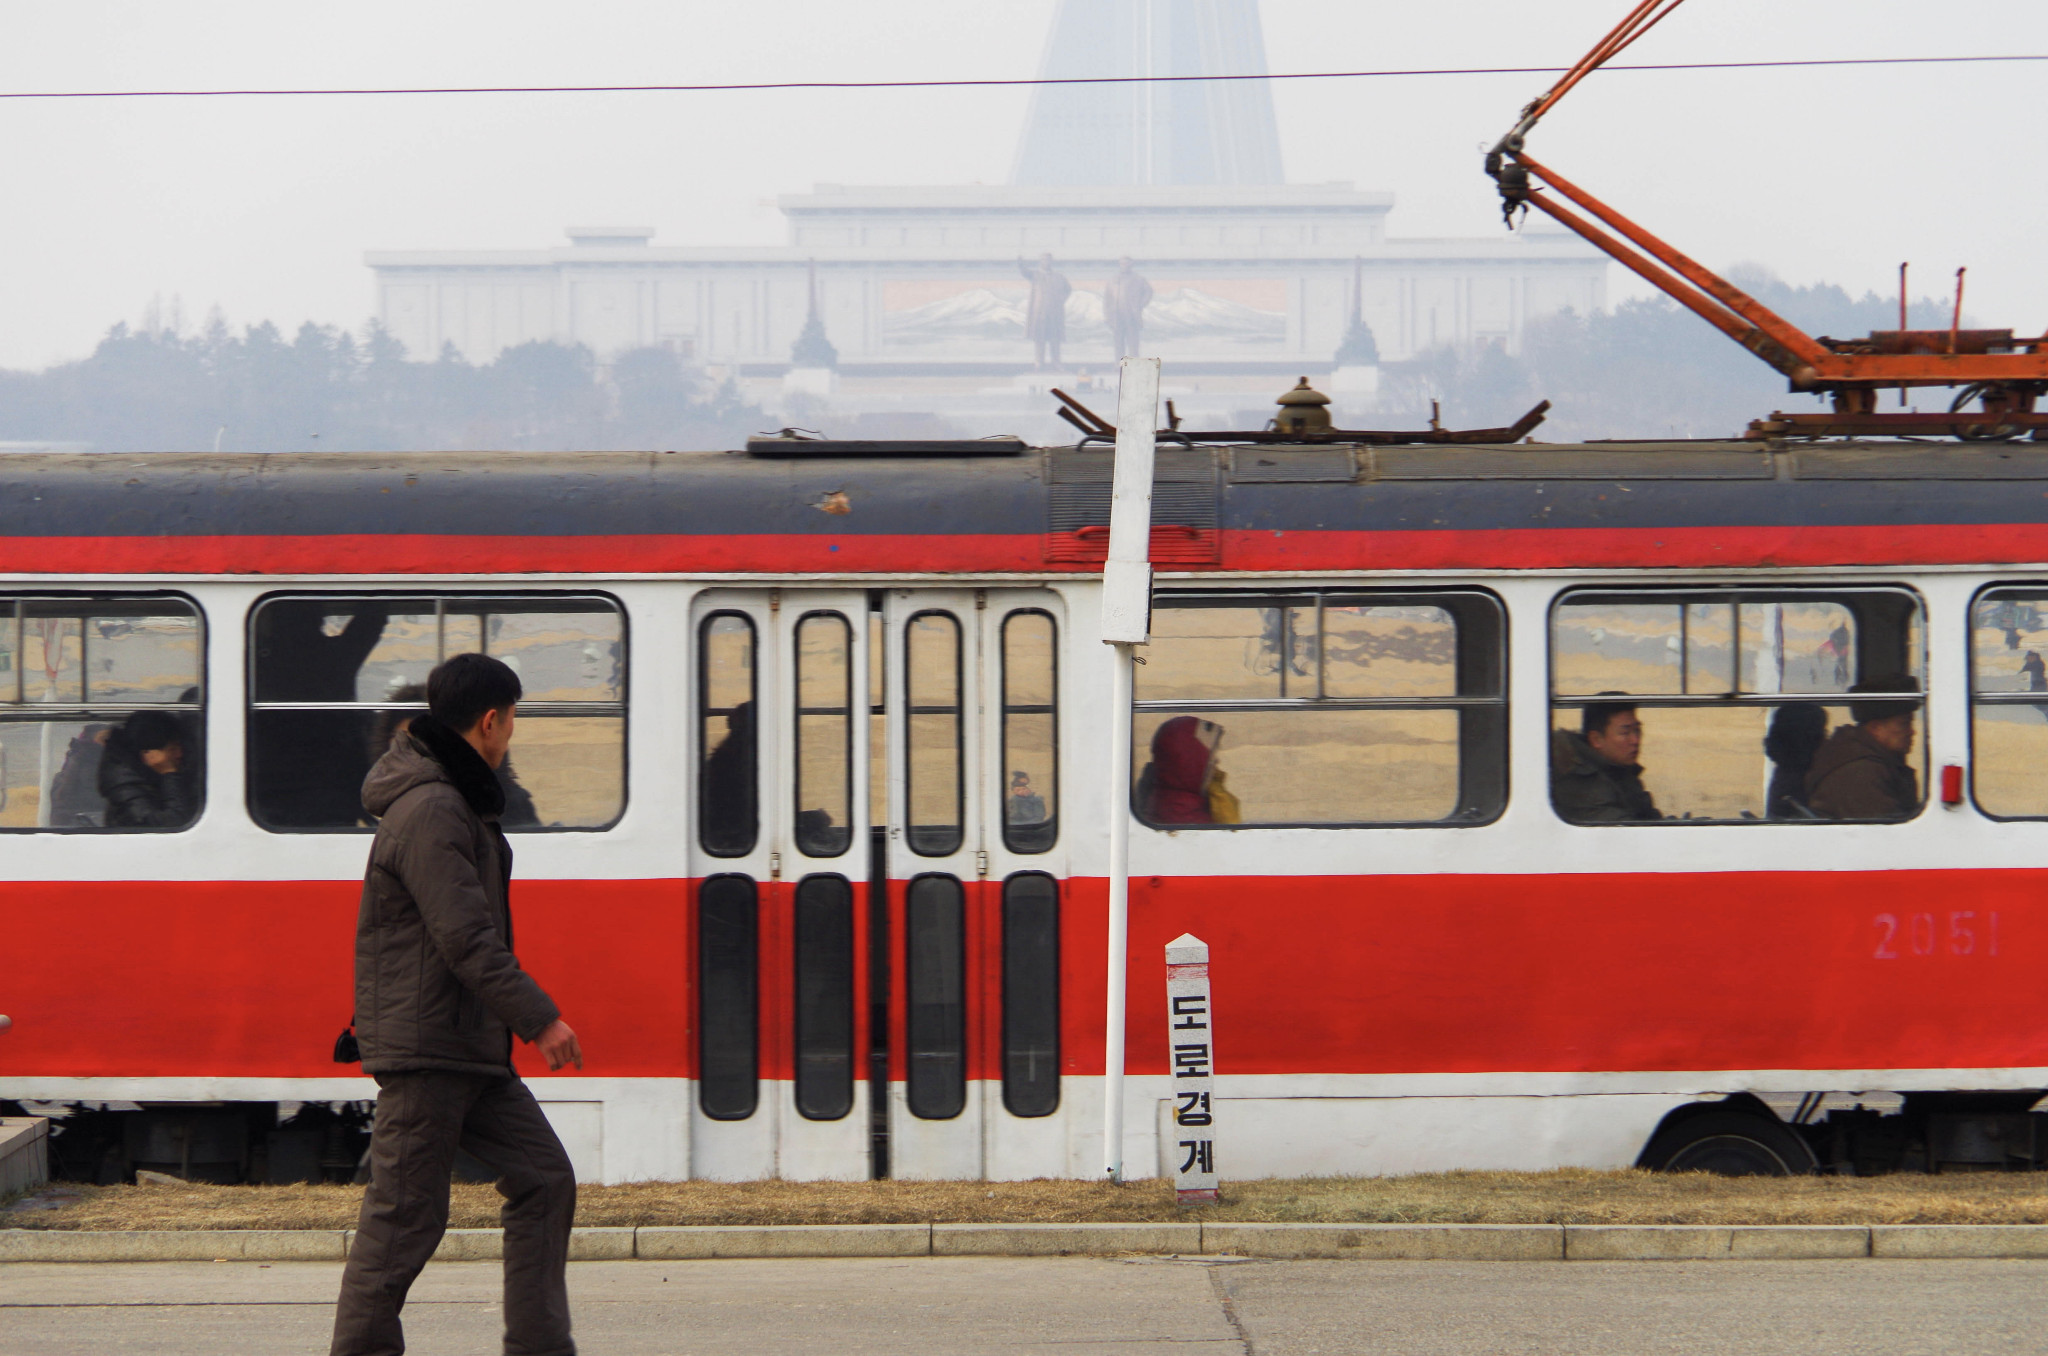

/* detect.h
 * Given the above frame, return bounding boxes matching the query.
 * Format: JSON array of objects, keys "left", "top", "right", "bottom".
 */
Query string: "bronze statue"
[
  {"left": 1018, "top": 254, "right": 1072, "bottom": 367},
  {"left": 1105, "top": 256, "right": 1154, "bottom": 359}
]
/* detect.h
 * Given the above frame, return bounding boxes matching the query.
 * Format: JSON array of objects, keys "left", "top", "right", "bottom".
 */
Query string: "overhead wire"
[{"left": 1, "top": 52, "right": 2044, "bottom": 101}]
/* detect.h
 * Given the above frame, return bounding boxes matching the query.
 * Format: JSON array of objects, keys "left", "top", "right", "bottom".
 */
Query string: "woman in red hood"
[{"left": 1140, "top": 716, "right": 1236, "bottom": 824}]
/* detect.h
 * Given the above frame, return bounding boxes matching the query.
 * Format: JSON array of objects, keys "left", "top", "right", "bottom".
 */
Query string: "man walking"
[{"left": 332, "top": 653, "right": 583, "bottom": 1356}]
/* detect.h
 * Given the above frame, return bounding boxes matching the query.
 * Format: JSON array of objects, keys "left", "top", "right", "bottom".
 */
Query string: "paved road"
[{"left": 5, "top": 1256, "right": 2048, "bottom": 1354}]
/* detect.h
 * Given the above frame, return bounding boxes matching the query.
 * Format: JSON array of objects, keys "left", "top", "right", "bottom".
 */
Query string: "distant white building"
[{"left": 366, "top": 0, "right": 1603, "bottom": 376}]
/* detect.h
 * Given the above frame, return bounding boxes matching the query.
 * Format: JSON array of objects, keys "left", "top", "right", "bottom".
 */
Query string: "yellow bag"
[{"left": 1206, "top": 769, "right": 1241, "bottom": 825}]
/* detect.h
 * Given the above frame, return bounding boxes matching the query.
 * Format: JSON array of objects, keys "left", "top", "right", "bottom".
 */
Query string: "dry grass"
[{"left": 13, "top": 1170, "right": 2048, "bottom": 1232}]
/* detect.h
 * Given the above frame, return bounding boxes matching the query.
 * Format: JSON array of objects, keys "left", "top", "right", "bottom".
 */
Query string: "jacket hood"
[
  {"left": 362, "top": 715, "right": 506, "bottom": 820},
  {"left": 1150, "top": 716, "right": 1216, "bottom": 795},
  {"left": 1552, "top": 727, "right": 1639, "bottom": 777},
  {"left": 361, "top": 731, "right": 451, "bottom": 820}
]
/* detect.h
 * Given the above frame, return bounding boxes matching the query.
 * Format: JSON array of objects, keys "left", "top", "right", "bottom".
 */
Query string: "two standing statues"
[{"left": 1018, "top": 254, "right": 1153, "bottom": 368}]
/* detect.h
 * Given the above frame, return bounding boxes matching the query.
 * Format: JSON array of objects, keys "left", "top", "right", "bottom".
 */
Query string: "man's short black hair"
[
  {"left": 1848, "top": 673, "right": 1920, "bottom": 726},
  {"left": 428, "top": 653, "right": 522, "bottom": 732},
  {"left": 1582, "top": 692, "right": 1636, "bottom": 738}
]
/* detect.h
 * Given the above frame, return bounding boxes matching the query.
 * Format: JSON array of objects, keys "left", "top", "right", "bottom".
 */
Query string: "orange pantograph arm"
[
  {"left": 1488, "top": 0, "right": 2048, "bottom": 390},
  {"left": 1514, "top": 153, "right": 1829, "bottom": 378},
  {"left": 1519, "top": 0, "right": 1689, "bottom": 128}
]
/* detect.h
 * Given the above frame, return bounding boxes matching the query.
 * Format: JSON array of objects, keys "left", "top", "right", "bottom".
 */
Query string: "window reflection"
[
  {"left": 247, "top": 594, "right": 624, "bottom": 832},
  {"left": 1972, "top": 589, "right": 2048, "bottom": 818}
]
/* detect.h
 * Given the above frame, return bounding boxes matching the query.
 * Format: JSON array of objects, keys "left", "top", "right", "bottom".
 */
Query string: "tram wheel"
[{"left": 1639, "top": 1109, "right": 1819, "bottom": 1177}]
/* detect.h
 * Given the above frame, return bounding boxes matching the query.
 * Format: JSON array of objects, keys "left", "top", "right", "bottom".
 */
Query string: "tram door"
[
  {"left": 688, "top": 587, "right": 1067, "bottom": 1181},
  {"left": 881, "top": 588, "right": 1069, "bottom": 1180},
  {"left": 689, "top": 589, "right": 875, "bottom": 1181}
]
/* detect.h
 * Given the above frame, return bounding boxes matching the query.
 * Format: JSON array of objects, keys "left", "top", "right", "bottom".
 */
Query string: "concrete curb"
[
  {"left": 934, "top": 1223, "right": 1200, "bottom": 1256},
  {"left": 1207, "top": 1223, "right": 1563, "bottom": 1260},
  {"left": 0, "top": 1230, "right": 349, "bottom": 1262},
  {"left": 1563, "top": 1225, "right": 1871, "bottom": 1261},
  {"left": 1873, "top": 1225, "right": 2048, "bottom": 1259},
  {"left": 8, "top": 1222, "right": 2048, "bottom": 1263},
  {"left": 638, "top": 1225, "right": 931, "bottom": 1259}
]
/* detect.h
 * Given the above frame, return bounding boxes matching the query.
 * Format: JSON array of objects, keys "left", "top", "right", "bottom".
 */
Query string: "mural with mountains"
[{"left": 882, "top": 284, "right": 1285, "bottom": 350}]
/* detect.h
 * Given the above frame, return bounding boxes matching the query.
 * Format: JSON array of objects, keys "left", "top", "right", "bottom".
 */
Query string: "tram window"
[
  {"left": 698, "top": 613, "right": 757, "bottom": 856},
  {"left": 793, "top": 874, "right": 856, "bottom": 1121},
  {"left": 247, "top": 594, "right": 624, "bottom": 832},
  {"left": 0, "top": 596, "right": 204, "bottom": 832},
  {"left": 1001, "top": 872, "right": 1061, "bottom": 1117},
  {"left": 1969, "top": 587, "right": 2048, "bottom": 818},
  {"left": 1130, "top": 592, "right": 1504, "bottom": 828},
  {"left": 869, "top": 612, "right": 887, "bottom": 831},
  {"left": 905, "top": 612, "right": 964, "bottom": 856},
  {"left": 793, "top": 612, "right": 853, "bottom": 857},
  {"left": 1550, "top": 589, "right": 1924, "bottom": 824},
  {"left": 905, "top": 873, "right": 967, "bottom": 1120},
  {"left": 1002, "top": 611, "right": 1059, "bottom": 853},
  {"left": 697, "top": 874, "right": 759, "bottom": 1121}
]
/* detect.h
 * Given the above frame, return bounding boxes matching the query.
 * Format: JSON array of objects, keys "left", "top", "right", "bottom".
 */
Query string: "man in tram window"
[
  {"left": 1551, "top": 695, "right": 1660, "bottom": 823},
  {"left": 1804, "top": 675, "right": 1921, "bottom": 820}
]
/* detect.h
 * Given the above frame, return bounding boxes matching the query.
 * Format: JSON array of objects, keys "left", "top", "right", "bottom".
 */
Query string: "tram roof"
[{"left": 4, "top": 440, "right": 2048, "bottom": 576}]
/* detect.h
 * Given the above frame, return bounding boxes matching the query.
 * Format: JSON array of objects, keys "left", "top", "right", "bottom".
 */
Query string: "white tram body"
[{"left": 5, "top": 442, "right": 2047, "bottom": 1181}]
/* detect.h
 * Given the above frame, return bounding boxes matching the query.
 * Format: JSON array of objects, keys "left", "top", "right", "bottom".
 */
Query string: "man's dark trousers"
[{"left": 331, "top": 1070, "right": 576, "bottom": 1356}]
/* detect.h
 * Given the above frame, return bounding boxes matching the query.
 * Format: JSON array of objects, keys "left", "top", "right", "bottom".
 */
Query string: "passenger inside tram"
[
  {"left": 1005, "top": 770, "right": 1047, "bottom": 827},
  {"left": 1550, "top": 696, "right": 1661, "bottom": 823},
  {"left": 1805, "top": 676, "right": 1922, "bottom": 820},
  {"left": 700, "top": 699, "right": 757, "bottom": 853},
  {"left": 97, "top": 709, "right": 200, "bottom": 830},
  {"left": 1137, "top": 715, "right": 1240, "bottom": 825},
  {"left": 1762, "top": 703, "right": 1830, "bottom": 819},
  {"left": 249, "top": 600, "right": 391, "bottom": 828}
]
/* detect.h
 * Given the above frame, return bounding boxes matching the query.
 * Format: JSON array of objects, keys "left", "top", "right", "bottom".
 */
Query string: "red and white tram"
[{"left": 6, "top": 436, "right": 2048, "bottom": 1183}]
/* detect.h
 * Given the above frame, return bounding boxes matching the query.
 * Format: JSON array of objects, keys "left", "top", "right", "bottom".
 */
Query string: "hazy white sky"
[{"left": 1, "top": 0, "right": 2041, "bottom": 369}]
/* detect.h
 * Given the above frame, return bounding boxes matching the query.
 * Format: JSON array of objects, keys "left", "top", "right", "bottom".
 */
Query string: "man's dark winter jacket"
[
  {"left": 354, "top": 720, "right": 560, "bottom": 1076},
  {"left": 1805, "top": 724, "right": 1919, "bottom": 821},
  {"left": 97, "top": 732, "right": 199, "bottom": 829},
  {"left": 1550, "top": 728, "right": 1661, "bottom": 823}
]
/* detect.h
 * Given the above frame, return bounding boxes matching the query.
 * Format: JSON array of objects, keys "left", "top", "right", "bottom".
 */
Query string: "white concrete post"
[
  {"left": 1165, "top": 932, "right": 1218, "bottom": 1205},
  {"left": 1101, "top": 356, "right": 1160, "bottom": 1183}
]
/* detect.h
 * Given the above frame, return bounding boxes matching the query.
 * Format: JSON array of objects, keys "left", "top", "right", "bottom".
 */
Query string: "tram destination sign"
[{"left": 1166, "top": 932, "right": 1219, "bottom": 1205}]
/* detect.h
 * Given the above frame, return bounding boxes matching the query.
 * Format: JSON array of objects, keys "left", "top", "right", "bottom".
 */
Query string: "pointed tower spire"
[
  {"left": 790, "top": 258, "right": 838, "bottom": 369},
  {"left": 1012, "top": 0, "right": 1284, "bottom": 186}
]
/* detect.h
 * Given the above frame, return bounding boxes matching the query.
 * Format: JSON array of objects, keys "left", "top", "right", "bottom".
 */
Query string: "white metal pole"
[
  {"left": 1104, "top": 642, "right": 1134, "bottom": 1179},
  {"left": 1100, "top": 357, "right": 1160, "bottom": 1182}
]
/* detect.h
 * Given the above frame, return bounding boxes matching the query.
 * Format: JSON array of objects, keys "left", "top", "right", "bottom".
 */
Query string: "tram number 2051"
[{"left": 1873, "top": 911, "right": 2002, "bottom": 960}]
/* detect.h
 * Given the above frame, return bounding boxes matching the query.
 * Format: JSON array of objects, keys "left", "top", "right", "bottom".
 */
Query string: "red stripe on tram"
[{"left": 1, "top": 521, "right": 2047, "bottom": 575}]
